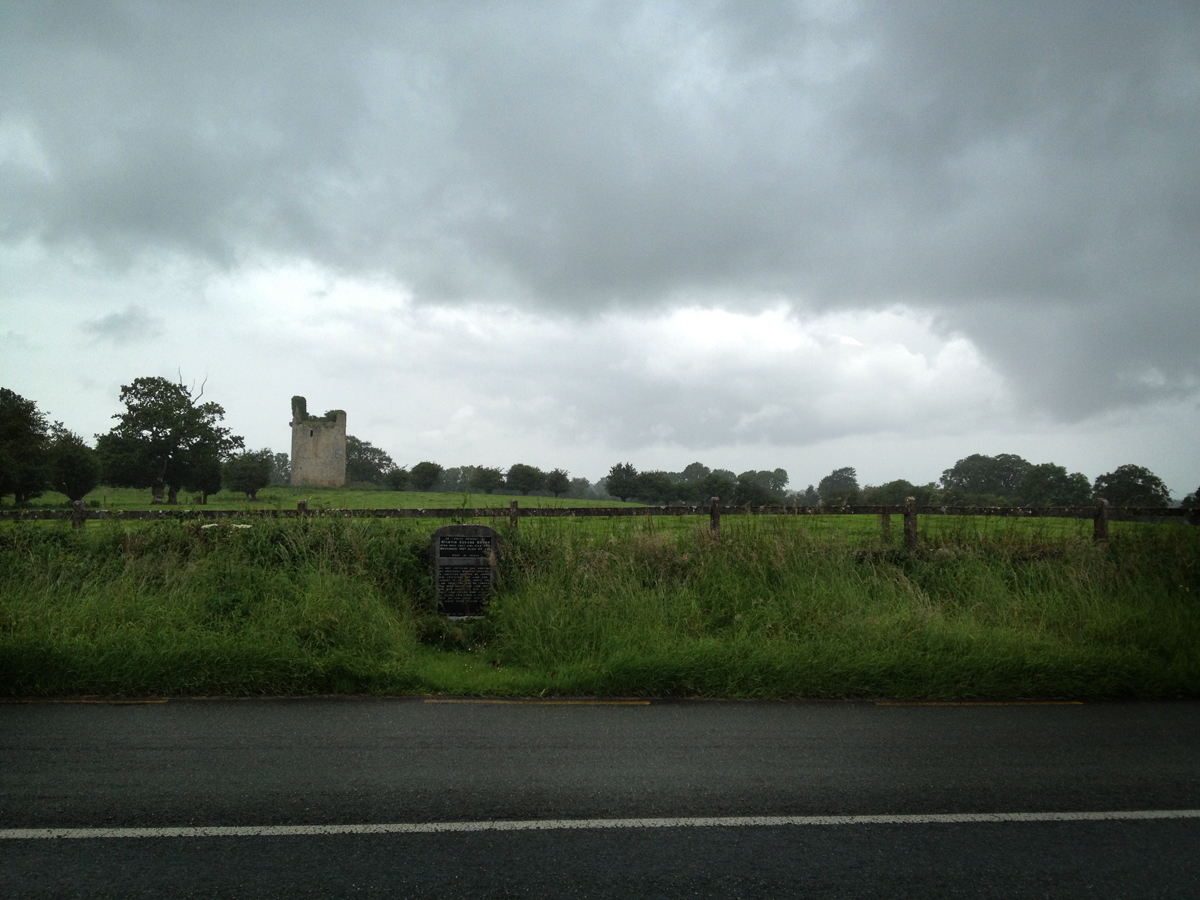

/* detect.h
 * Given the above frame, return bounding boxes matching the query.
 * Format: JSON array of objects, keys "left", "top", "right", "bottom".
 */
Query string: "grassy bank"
[{"left": 1, "top": 515, "right": 1197, "bottom": 698}]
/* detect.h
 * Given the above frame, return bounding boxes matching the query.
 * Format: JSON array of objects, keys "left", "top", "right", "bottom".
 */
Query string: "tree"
[
  {"left": 1182, "top": 487, "right": 1200, "bottom": 509},
  {"left": 345, "top": 435, "right": 396, "bottom": 485},
  {"left": 185, "top": 449, "right": 223, "bottom": 501},
  {"left": 680, "top": 462, "right": 711, "bottom": 483},
  {"left": 48, "top": 424, "right": 101, "bottom": 502},
  {"left": 637, "top": 470, "right": 677, "bottom": 504},
  {"left": 606, "top": 462, "right": 639, "bottom": 502},
  {"left": 738, "top": 469, "right": 788, "bottom": 496},
  {"left": 818, "top": 467, "right": 859, "bottom": 505},
  {"left": 800, "top": 484, "right": 819, "bottom": 506},
  {"left": 468, "top": 466, "right": 504, "bottom": 494},
  {"left": 506, "top": 463, "right": 546, "bottom": 495},
  {"left": 860, "top": 479, "right": 938, "bottom": 506},
  {"left": 384, "top": 467, "right": 409, "bottom": 490},
  {"left": 223, "top": 448, "right": 273, "bottom": 500},
  {"left": 437, "top": 467, "right": 472, "bottom": 492},
  {"left": 1017, "top": 463, "right": 1092, "bottom": 506},
  {"left": 733, "top": 473, "right": 780, "bottom": 506},
  {"left": 0, "top": 388, "right": 51, "bottom": 504},
  {"left": 861, "top": 479, "right": 917, "bottom": 506},
  {"left": 1063, "top": 473, "right": 1092, "bottom": 505},
  {"left": 694, "top": 471, "right": 737, "bottom": 503},
  {"left": 546, "top": 468, "right": 570, "bottom": 498},
  {"left": 95, "top": 376, "right": 243, "bottom": 504},
  {"left": 409, "top": 461, "right": 444, "bottom": 491},
  {"left": 940, "top": 453, "right": 1030, "bottom": 500},
  {"left": 1092, "top": 465, "right": 1172, "bottom": 507},
  {"left": 268, "top": 452, "right": 290, "bottom": 485},
  {"left": 567, "top": 477, "right": 595, "bottom": 499},
  {"left": 760, "top": 469, "right": 789, "bottom": 494},
  {"left": 672, "top": 481, "right": 698, "bottom": 504}
]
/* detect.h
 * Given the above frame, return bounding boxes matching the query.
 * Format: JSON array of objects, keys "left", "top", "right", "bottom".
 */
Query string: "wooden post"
[
  {"left": 710, "top": 497, "right": 721, "bottom": 536},
  {"left": 510, "top": 499, "right": 519, "bottom": 529},
  {"left": 903, "top": 497, "right": 918, "bottom": 551},
  {"left": 1093, "top": 499, "right": 1109, "bottom": 544},
  {"left": 297, "top": 499, "right": 309, "bottom": 517},
  {"left": 71, "top": 500, "right": 85, "bottom": 530},
  {"left": 880, "top": 511, "right": 891, "bottom": 545}
]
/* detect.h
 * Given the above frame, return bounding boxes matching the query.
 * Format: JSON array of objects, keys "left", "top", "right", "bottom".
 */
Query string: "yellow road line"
[
  {"left": 0, "top": 699, "right": 168, "bottom": 704},
  {"left": 424, "top": 698, "right": 650, "bottom": 706}
]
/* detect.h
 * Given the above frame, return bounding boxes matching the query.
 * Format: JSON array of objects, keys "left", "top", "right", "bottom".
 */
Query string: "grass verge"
[{"left": 1, "top": 515, "right": 1197, "bottom": 699}]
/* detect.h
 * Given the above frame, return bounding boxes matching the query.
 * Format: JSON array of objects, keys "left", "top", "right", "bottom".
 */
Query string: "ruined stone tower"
[{"left": 290, "top": 396, "right": 347, "bottom": 487}]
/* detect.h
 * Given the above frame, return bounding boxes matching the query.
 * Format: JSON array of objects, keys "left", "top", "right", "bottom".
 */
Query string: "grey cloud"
[
  {"left": 81, "top": 305, "right": 165, "bottom": 345},
  {"left": 311, "top": 300, "right": 1003, "bottom": 456},
  {"left": 1, "top": 1, "right": 1197, "bottom": 416},
  {"left": 1, "top": 330, "right": 32, "bottom": 349}
]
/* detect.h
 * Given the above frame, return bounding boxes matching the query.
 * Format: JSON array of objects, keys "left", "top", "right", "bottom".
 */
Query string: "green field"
[
  {"left": 18, "top": 485, "right": 639, "bottom": 511},
  {"left": 1, "top": 508, "right": 1196, "bottom": 699}
]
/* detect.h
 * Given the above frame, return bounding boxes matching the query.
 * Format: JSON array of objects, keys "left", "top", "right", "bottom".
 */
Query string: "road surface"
[{"left": 2, "top": 697, "right": 1198, "bottom": 897}]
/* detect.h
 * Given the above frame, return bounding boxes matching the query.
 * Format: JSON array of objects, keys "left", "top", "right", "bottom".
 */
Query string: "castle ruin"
[{"left": 290, "top": 396, "right": 346, "bottom": 487}]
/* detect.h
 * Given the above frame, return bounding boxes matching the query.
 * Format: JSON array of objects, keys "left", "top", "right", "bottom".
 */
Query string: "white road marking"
[{"left": 3, "top": 810, "right": 1197, "bottom": 840}]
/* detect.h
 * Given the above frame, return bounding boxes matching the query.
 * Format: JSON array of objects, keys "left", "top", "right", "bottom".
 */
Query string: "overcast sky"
[{"left": 2, "top": 1, "right": 1197, "bottom": 494}]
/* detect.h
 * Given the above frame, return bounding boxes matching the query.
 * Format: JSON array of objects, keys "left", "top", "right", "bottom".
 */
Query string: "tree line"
[
  {"left": 342, "top": 448, "right": 792, "bottom": 505},
  {"left": 804, "top": 455, "right": 1179, "bottom": 509},
  {"left": 0, "top": 379, "right": 286, "bottom": 506},
  {"left": 600, "top": 463, "right": 788, "bottom": 505},
  {"left": 349, "top": 450, "right": 1188, "bottom": 510},
  {"left": 342, "top": 445, "right": 586, "bottom": 499},
  {"left": 2, "top": 381, "right": 1195, "bottom": 510},
  {"left": 589, "top": 456, "right": 1183, "bottom": 508},
  {"left": 0, "top": 379, "right": 596, "bottom": 505}
]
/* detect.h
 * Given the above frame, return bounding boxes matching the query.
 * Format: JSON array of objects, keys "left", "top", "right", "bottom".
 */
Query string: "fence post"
[
  {"left": 297, "top": 499, "right": 308, "bottom": 517},
  {"left": 710, "top": 497, "right": 721, "bottom": 536},
  {"left": 71, "top": 500, "right": 85, "bottom": 530},
  {"left": 1093, "top": 499, "right": 1109, "bottom": 544},
  {"left": 510, "top": 499, "right": 519, "bottom": 529},
  {"left": 880, "top": 511, "right": 891, "bottom": 545},
  {"left": 903, "top": 497, "right": 918, "bottom": 551}
]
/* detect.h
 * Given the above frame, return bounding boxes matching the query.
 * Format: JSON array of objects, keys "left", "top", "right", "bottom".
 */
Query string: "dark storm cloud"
[
  {"left": 81, "top": 305, "right": 165, "bottom": 344},
  {"left": 1, "top": 1, "right": 1197, "bottom": 414}
]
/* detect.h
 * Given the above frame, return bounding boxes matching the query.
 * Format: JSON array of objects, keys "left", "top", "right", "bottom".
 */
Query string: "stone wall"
[{"left": 289, "top": 396, "right": 347, "bottom": 488}]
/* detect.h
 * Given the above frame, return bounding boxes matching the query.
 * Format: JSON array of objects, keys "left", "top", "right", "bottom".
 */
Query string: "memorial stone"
[{"left": 430, "top": 524, "right": 500, "bottom": 617}]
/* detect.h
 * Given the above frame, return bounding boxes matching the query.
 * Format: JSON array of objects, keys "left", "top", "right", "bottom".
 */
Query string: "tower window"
[{"left": 310, "top": 429, "right": 314, "bottom": 437}]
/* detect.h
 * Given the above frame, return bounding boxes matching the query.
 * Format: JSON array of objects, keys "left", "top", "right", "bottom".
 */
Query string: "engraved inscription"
[
  {"left": 436, "top": 565, "right": 494, "bottom": 616},
  {"left": 438, "top": 536, "right": 491, "bottom": 559},
  {"left": 430, "top": 524, "right": 500, "bottom": 617}
]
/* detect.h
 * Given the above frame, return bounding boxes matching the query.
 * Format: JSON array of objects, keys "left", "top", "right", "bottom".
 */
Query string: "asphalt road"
[{"left": 3, "top": 698, "right": 1199, "bottom": 897}]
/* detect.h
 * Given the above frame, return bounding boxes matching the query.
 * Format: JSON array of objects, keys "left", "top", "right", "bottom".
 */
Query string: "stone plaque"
[{"left": 430, "top": 524, "right": 500, "bottom": 617}]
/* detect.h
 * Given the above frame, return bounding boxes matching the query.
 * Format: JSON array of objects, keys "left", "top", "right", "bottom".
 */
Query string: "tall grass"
[
  {"left": 0, "top": 517, "right": 432, "bottom": 695},
  {"left": 1, "top": 515, "right": 1197, "bottom": 698},
  {"left": 489, "top": 516, "right": 1199, "bottom": 697}
]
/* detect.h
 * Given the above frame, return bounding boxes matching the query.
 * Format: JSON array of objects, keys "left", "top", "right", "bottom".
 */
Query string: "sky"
[{"left": 2, "top": 1, "right": 1198, "bottom": 495}]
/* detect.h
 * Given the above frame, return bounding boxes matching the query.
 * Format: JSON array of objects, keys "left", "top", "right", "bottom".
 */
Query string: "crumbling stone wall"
[{"left": 290, "top": 396, "right": 346, "bottom": 487}]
